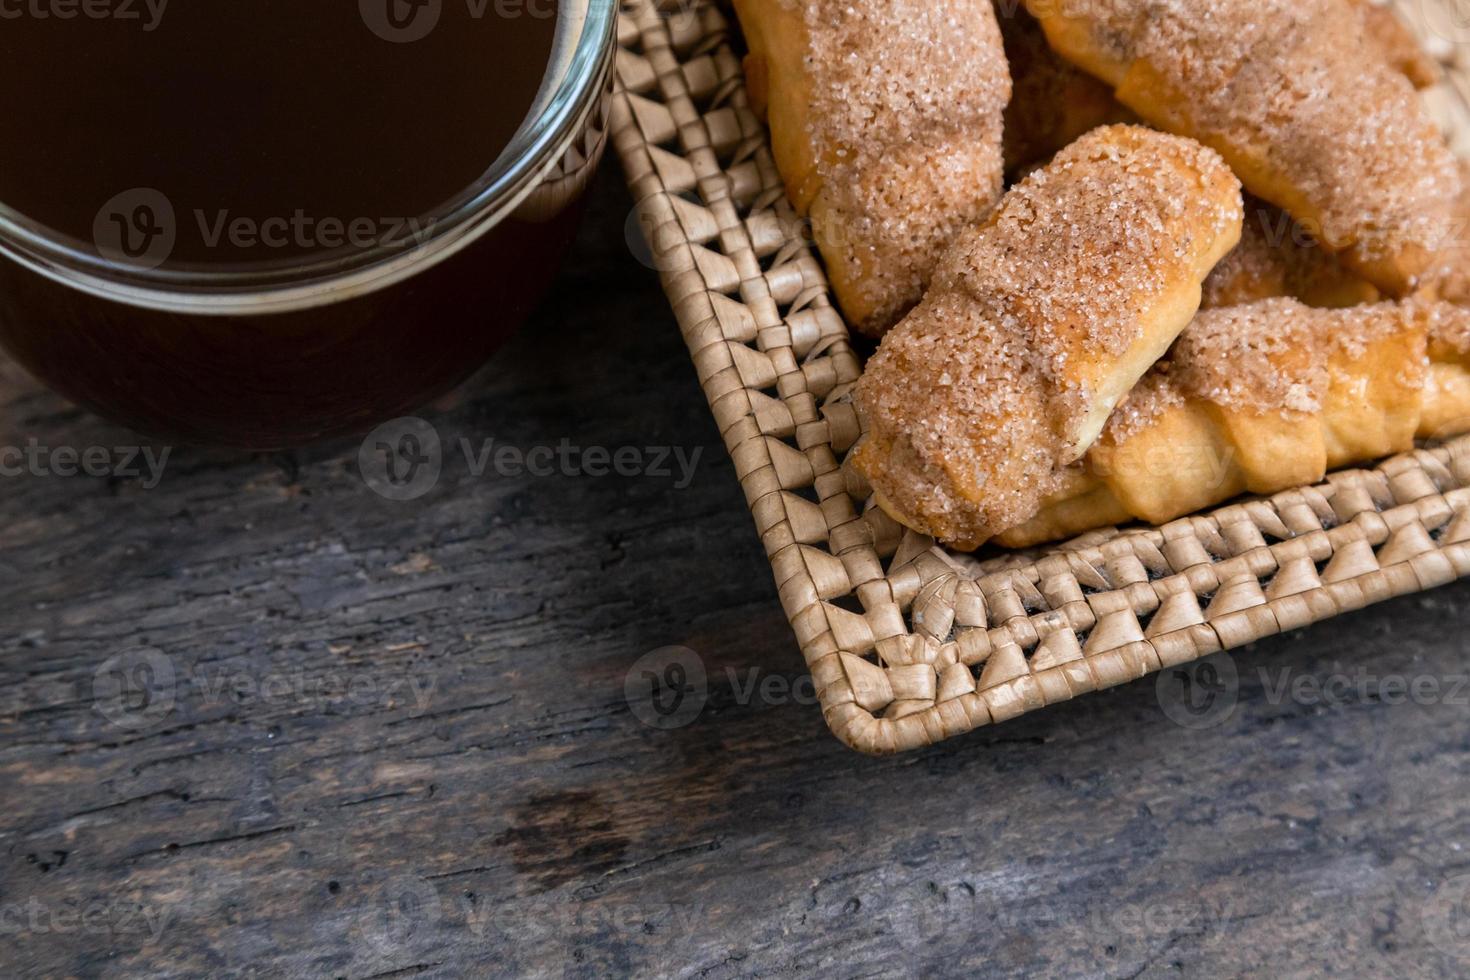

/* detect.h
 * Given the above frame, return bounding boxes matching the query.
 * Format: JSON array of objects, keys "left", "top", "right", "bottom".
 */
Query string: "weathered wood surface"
[{"left": 3, "top": 170, "right": 1470, "bottom": 979}]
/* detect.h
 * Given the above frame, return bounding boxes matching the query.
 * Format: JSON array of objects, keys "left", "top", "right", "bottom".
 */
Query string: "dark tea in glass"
[{"left": 0, "top": 0, "right": 614, "bottom": 447}]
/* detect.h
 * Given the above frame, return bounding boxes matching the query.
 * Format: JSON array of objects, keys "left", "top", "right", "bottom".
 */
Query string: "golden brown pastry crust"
[
  {"left": 733, "top": 0, "right": 1010, "bottom": 337},
  {"left": 996, "top": 299, "right": 1470, "bottom": 548},
  {"left": 1202, "top": 196, "right": 1381, "bottom": 310},
  {"left": 1024, "top": 0, "right": 1461, "bottom": 297},
  {"left": 852, "top": 125, "right": 1242, "bottom": 551}
]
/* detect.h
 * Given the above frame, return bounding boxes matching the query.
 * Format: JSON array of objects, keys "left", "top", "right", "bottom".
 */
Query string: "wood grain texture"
[{"left": 2, "top": 171, "right": 1470, "bottom": 978}]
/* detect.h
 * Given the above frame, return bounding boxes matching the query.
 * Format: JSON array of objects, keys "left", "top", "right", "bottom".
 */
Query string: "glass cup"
[{"left": 0, "top": 0, "right": 616, "bottom": 449}]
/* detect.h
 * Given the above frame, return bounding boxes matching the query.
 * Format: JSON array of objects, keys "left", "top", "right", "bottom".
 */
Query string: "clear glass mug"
[{"left": 0, "top": 0, "right": 615, "bottom": 449}]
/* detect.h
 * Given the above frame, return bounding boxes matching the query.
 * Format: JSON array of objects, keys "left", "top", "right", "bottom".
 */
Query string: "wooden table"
[{"left": 4, "top": 169, "right": 1470, "bottom": 978}]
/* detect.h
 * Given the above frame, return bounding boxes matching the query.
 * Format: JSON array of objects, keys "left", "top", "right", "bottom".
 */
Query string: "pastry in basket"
[
  {"left": 999, "top": 0, "right": 1433, "bottom": 176},
  {"left": 732, "top": 0, "right": 1010, "bottom": 337},
  {"left": 851, "top": 125, "right": 1243, "bottom": 551},
  {"left": 999, "top": 0, "right": 1434, "bottom": 176},
  {"left": 1201, "top": 196, "right": 1381, "bottom": 310},
  {"left": 996, "top": 299, "right": 1470, "bottom": 548},
  {"left": 995, "top": 4, "right": 1133, "bottom": 174},
  {"left": 1023, "top": 0, "right": 1461, "bottom": 296}
]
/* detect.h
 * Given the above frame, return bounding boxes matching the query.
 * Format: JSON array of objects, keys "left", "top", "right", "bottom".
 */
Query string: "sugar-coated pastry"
[
  {"left": 996, "top": 299, "right": 1470, "bottom": 547},
  {"left": 995, "top": 4, "right": 1133, "bottom": 174},
  {"left": 1202, "top": 196, "right": 1381, "bottom": 310},
  {"left": 852, "top": 126, "right": 1242, "bottom": 551},
  {"left": 1024, "top": 0, "right": 1461, "bottom": 296},
  {"left": 1000, "top": 0, "right": 1434, "bottom": 175},
  {"left": 1351, "top": 0, "right": 1442, "bottom": 90},
  {"left": 733, "top": 0, "right": 1010, "bottom": 337}
]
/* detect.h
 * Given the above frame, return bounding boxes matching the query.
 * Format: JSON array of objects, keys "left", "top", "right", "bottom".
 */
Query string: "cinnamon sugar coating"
[
  {"left": 732, "top": 0, "right": 1010, "bottom": 336},
  {"left": 1024, "top": 0, "right": 1462, "bottom": 296},
  {"left": 852, "top": 125, "right": 1241, "bottom": 550}
]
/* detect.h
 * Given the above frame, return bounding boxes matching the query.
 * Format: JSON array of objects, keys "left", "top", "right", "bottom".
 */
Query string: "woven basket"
[{"left": 612, "top": 0, "right": 1470, "bottom": 754}]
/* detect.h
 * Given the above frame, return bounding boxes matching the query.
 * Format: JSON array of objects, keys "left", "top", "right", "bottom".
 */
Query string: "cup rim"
[{"left": 0, "top": 0, "right": 617, "bottom": 315}]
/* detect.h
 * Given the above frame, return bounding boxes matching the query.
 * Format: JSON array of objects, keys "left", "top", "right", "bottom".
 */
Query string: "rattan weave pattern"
[{"left": 611, "top": 0, "right": 1470, "bottom": 754}]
